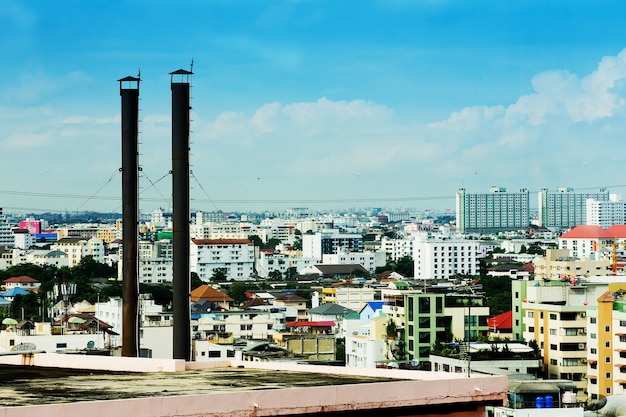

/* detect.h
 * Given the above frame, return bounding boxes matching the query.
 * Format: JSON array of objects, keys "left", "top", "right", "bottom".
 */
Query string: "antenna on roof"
[{"left": 190, "top": 58, "right": 194, "bottom": 73}]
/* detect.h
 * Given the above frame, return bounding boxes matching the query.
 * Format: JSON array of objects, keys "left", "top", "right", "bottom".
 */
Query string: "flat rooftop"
[
  {"left": 0, "top": 365, "right": 397, "bottom": 407},
  {"left": 0, "top": 354, "right": 507, "bottom": 417}
]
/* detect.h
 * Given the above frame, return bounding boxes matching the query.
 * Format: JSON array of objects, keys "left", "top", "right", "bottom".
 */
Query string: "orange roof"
[
  {"left": 598, "top": 291, "right": 615, "bottom": 303},
  {"left": 192, "top": 239, "right": 251, "bottom": 245},
  {"left": 607, "top": 225, "right": 626, "bottom": 237},
  {"left": 190, "top": 285, "right": 233, "bottom": 303},
  {"left": 4, "top": 276, "right": 39, "bottom": 283},
  {"left": 560, "top": 225, "right": 611, "bottom": 239}
]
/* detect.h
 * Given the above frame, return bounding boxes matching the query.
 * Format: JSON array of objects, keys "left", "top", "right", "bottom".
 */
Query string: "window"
[
  {"left": 606, "top": 356, "right": 611, "bottom": 363},
  {"left": 606, "top": 372, "right": 611, "bottom": 379},
  {"left": 606, "top": 341, "right": 611, "bottom": 348},
  {"left": 606, "top": 326, "right": 611, "bottom": 332},
  {"left": 550, "top": 313, "right": 557, "bottom": 320},
  {"left": 550, "top": 329, "right": 557, "bottom": 335},
  {"left": 591, "top": 348, "right": 597, "bottom": 354},
  {"left": 550, "top": 359, "right": 557, "bottom": 365},
  {"left": 590, "top": 317, "right": 597, "bottom": 324},
  {"left": 209, "top": 351, "right": 221, "bottom": 358}
]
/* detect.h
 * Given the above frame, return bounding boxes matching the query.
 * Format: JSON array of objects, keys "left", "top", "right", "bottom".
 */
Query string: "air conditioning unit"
[{"left": 579, "top": 343, "right": 586, "bottom": 350}]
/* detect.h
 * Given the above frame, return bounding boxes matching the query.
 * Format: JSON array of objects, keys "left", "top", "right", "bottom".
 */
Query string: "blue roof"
[
  {"left": 1, "top": 287, "right": 31, "bottom": 297},
  {"left": 0, "top": 297, "right": 10, "bottom": 305},
  {"left": 365, "top": 301, "right": 385, "bottom": 311}
]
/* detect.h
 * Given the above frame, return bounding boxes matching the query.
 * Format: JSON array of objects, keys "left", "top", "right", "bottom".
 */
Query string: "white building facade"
[
  {"left": 190, "top": 239, "right": 256, "bottom": 281},
  {"left": 52, "top": 237, "right": 105, "bottom": 267},
  {"left": 322, "top": 251, "right": 387, "bottom": 274},
  {"left": 413, "top": 236, "right": 481, "bottom": 280},
  {"left": 586, "top": 198, "right": 626, "bottom": 228}
]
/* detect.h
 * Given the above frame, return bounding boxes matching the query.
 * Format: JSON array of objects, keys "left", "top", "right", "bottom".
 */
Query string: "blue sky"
[{"left": 2, "top": 1, "right": 626, "bottom": 214}]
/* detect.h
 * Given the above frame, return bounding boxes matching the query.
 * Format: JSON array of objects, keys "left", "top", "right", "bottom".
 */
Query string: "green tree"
[
  {"left": 140, "top": 284, "right": 173, "bottom": 308},
  {"left": 264, "top": 238, "right": 281, "bottom": 250},
  {"left": 527, "top": 244, "right": 545, "bottom": 255},
  {"left": 10, "top": 292, "right": 40, "bottom": 321},
  {"left": 480, "top": 275, "right": 512, "bottom": 316},
  {"left": 226, "top": 282, "right": 258, "bottom": 305},
  {"left": 191, "top": 272, "right": 204, "bottom": 287},
  {"left": 248, "top": 235, "right": 263, "bottom": 247},
  {"left": 210, "top": 267, "right": 228, "bottom": 282},
  {"left": 284, "top": 267, "right": 297, "bottom": 281},
  {"left": 268, "top": 270, "right": 283, "bottom": 281}
]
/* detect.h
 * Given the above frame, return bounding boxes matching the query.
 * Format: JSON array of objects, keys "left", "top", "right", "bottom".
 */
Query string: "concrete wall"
[{"left": 0, "top": 352, "right": 184, "bottom": 372}]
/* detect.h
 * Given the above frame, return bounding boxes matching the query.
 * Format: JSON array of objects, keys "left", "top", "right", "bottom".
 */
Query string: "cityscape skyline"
[{"left": 3, "top": 2, "right": 626, "bottom": 213}]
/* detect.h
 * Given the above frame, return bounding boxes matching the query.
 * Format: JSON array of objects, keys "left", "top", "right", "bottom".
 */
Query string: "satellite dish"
[
  {"left": 87, "top": 340, "right": 95, "bottom": 349},
  {"left": 410, "top": 359, "right": 419, "bottom": 367}
]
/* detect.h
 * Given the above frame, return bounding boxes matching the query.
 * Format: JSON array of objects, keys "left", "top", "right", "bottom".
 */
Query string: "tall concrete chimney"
[
  {"left": 118, "top": 75, "right": 140, "bottom": 357},
  {"left": 170, "top": 69, "right": 192, "bottom": 361}
]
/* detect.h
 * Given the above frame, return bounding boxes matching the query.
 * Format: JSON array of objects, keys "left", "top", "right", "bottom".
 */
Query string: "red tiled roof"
[
  {"left": 4, "top": 276, "right": 39, "bottom": 283},
  {"left": 560, "top": 225, "right": 612, "bottom": 239},
  {"left": 487, "top": 310, "right": 512, "bottom": 330},
  {"left": 607, "top": 225, "right": 626, "bottom": 238}
]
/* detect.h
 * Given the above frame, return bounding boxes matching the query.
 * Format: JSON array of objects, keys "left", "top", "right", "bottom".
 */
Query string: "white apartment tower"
[
  {"left": 456, "top": 187, "right": 529, "bottom": 234},
  {"left": 586, "top": 198, "right": 626, "bottom": 228},
  {"left": 0, "top": 208, "right": 14, "bottom": 248},
  {"left": 413, "top": 235, "right": 481, "bottom": 280},
  {"left": 538, "top": 187, "right": 609, "bottom": 230},
  {"left": 190, "top": 239, "right": 255, "bottom": 281}
]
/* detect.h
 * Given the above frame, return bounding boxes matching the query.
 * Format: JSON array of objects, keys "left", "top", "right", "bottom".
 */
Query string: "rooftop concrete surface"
[{"left": 0, "top": 354, "right": 508, "bottom": 417}]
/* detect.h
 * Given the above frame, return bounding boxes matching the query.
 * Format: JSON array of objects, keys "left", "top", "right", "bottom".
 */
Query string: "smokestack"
[
  {"left": 118, "top": 75, "right": 140, "bottom": 357},
  {"left": 170, "top": 68, "right": 193, "bottom": 361}
]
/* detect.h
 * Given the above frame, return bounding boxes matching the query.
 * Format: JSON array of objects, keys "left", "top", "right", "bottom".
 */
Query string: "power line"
[
  {"left": 190, "top": 170, "right": 220, "bottom": 211},
  {"left": 74, "top": 169, "right": 121, "bottom": 212}
]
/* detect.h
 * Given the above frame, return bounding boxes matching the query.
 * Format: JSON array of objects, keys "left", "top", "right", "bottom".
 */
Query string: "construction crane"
[{"left": 593, "top": 240, "right": 626, "bottom": 275}]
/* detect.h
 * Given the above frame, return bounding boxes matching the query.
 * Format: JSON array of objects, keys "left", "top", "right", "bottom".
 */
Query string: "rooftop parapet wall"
[{"left": 0, "top": 365, "right": 507, "bottom": 417}]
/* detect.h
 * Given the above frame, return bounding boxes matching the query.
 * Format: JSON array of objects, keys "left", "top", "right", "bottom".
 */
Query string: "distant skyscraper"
[
  {"left": 586, "top": 198, "right": 626, "bottom": 228},
  {"left": 456, "top": 187, "right": 529, "bottom": 234},
  {"left": 0, "top": 208, "right": 14, "bottom": 248},
  {"left": 538, "top": 187, "right": 609, "bottom": 230}
]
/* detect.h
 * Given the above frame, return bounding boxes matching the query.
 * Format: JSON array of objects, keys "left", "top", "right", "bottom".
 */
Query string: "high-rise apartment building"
[
  {"left": 586, "top": 198, "right": 626, "bottom": 228},
  {"left": 538, "top": 188, "right": 609, "bottom": 230},
  {"left": 0, "top": 208, "right": 14, "bottom": 248},
  {"left": 456, "top": 187, "right": 529, "bottom": 234}
]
